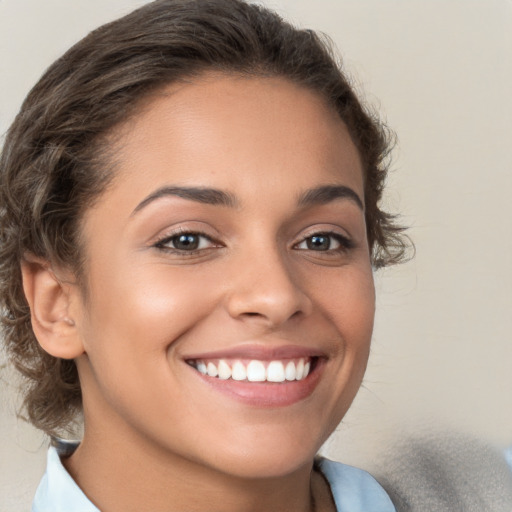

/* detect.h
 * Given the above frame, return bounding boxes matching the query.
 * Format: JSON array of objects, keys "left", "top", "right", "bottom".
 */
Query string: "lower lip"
[{"left": 189, "top": 359, "right": 325, "bottom": 408}]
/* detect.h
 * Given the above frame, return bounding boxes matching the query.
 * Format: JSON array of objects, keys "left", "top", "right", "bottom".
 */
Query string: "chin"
[{"left": 204, "top": 432, "right": 322, "bottom": 480}]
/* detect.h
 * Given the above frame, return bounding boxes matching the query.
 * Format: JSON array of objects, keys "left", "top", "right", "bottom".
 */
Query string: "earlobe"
[{"left": 21, "top": 255, "right": 84, "bottom": 359}]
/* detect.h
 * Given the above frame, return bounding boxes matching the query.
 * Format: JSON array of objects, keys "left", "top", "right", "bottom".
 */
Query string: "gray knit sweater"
[{"left": 377, "top": 433, "right": 512, "bottom": 512}]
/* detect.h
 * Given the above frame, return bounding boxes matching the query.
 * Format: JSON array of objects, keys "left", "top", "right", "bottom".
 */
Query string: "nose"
[{"left": 225, "top": 249, "right": 313, "bottom": 328}]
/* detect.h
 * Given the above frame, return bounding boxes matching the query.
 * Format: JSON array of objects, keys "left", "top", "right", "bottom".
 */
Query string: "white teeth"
[
  {"left": 232, "top": 361, "right": 247, "bottom": 381},
  {"left": 217, "top": 359, "right": 231, "bottom": 380},
  {"left": 247, "top": 360, "right": 266, "bottom": 382},
  {"left": 267, "top": 361, "right": 285, "bottom": 382},
  {"left": 285, "top": 361, "right": 296, "bottom": 381},
  {"left": 207, "top": 362, "right": 218, "bottom": 377},
  {"left": 193, "top": 358, "right": 313, "bottom": 383},
  {"left": 296, "top": 359, "right": 305, "bottom": 380}
]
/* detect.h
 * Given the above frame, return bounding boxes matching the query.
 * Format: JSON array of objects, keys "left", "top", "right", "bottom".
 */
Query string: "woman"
[{"left": 0, "top": 0, "right": 407, "bottom": 510}]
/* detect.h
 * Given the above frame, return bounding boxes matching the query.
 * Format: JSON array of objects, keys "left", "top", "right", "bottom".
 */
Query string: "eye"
[
  {"left": 294, "top": 232, "right": 352, "bottom": 252},
  {"left": 154, "top": 232, "right": 217, "bottom": 252}
]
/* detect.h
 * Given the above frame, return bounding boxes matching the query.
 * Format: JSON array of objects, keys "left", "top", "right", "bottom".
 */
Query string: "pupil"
[
  {"left": 307, "top": 235, "right": 330, "bottom": 251},
  {"left": 174, "top": 234, "right": 199, "bottom": 250}
]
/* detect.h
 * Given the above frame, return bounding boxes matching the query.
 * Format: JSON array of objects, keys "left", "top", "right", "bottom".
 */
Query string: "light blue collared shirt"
[{"left": 32, "top": 447, "right": 396, "bottom": 512}]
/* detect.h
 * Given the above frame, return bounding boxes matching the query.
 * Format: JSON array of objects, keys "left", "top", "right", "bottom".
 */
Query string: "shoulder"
[{"left": 317, "top": 457, "right": 396, "bottom": 512}]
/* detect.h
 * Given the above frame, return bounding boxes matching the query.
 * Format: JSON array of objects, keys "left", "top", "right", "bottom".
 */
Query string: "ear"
[{"left": 21, "top": 254, "right": 85, "bottom": 359}]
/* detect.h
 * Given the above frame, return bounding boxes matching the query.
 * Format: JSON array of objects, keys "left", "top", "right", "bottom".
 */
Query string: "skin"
[{"left": 24, "top": 74, "right": 375, "bottom": 512}]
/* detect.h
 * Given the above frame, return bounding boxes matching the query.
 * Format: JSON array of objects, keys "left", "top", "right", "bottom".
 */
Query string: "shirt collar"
[
  {"left": 505, "top": 446, "right": 512, "bottom": 473},
  {"left": 31, "top": 446, "right": 99, "bottom": 512},
  {"left": 317, "top": 457, "right": 396, "bottom": 512}
]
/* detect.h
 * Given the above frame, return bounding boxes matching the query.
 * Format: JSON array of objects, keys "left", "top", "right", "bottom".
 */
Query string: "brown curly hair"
[{"left": 0, "top": 0, "right": 409, "bottom": 437}]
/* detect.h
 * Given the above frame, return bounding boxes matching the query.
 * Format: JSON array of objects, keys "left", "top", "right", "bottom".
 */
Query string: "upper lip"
[{"left": 183, "top": 344, "right": 326, "bottom": 361}]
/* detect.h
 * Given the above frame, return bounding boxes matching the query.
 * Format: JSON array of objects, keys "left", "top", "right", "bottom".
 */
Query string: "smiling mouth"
[
  {"left": 185, "top": 348, "right": 325, "bottom": 406},
  {"left": 187, "top": 357, "right": 316, "bottom": 383}
]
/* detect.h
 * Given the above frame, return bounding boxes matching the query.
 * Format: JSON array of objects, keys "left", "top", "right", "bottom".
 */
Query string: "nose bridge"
[{"left": 225, "top": 238, "right": 312, "bottom": 326}]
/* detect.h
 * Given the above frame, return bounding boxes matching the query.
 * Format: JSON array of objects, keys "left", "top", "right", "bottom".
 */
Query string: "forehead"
[{"left": 100, "top": 73, "right": 364, "bottom": 211}]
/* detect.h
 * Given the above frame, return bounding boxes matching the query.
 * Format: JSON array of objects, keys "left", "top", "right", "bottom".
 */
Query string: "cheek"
[
  {"left": 310, "top": 264, "right": 375, "bottom": 342},
  {"left": 76, "top": 263, "right": 224, "bottom": 426},
  {"left": 337, "top": 267, "right": 375, "bottom": 379},
  {"left": 310, "top": 263, "right": 375, "bottom": 401},
  {"left": 80, "top": 260, "right": 223, "bottom": 362},
  {"left": 302, "top": 265, "right": 375, "bottom": 439}
]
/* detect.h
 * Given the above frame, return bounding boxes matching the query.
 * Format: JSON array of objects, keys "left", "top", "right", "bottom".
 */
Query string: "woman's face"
[{"left": 73, "top": 74, "right": 375, "bottom": 478}]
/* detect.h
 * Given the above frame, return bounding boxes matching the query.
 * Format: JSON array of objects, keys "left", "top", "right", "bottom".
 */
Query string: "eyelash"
[{"left": 153, "top": 229, "right": 353, "bottom": 255}]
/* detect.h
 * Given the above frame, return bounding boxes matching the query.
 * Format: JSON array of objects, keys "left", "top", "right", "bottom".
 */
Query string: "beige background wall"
[{"left": 1, "top": 0, "right": 511, "bottom": 509}]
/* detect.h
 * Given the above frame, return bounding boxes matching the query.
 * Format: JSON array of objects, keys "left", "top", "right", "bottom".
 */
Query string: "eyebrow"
[
  {"left": 132, "top": 183, "right": 363, "bottom": 216},
  {"left": 132, "top": 186, "right": 238, "bottom": 215},
  {"left": 297, "top": 185, "right": 364, "bottom": 210}
]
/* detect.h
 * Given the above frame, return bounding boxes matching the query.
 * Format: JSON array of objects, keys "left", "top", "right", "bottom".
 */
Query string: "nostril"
[{"left": 226, "top": 281, "right": 312, "bottom": 326}]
